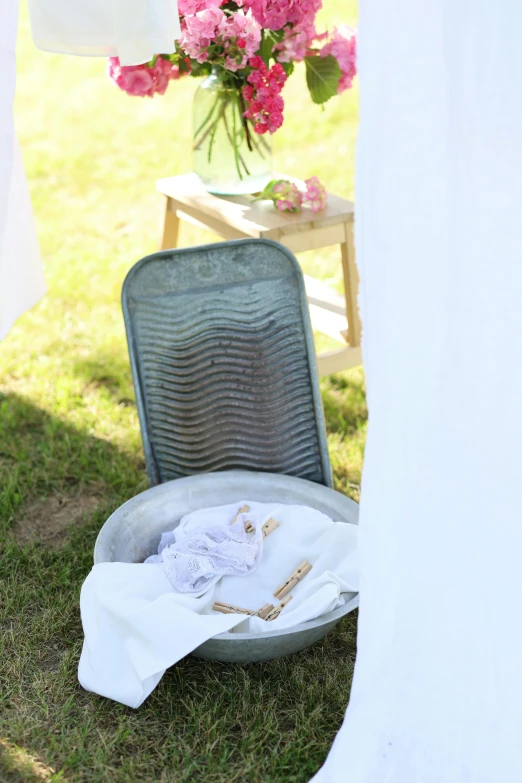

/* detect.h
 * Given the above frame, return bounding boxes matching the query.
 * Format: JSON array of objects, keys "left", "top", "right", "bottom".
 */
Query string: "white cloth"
[
  {"left": 145, "top": 505, "right": 264, "bottom": 593},
  {"left": 0, "top": 0, "right": 45, "bottom": 341},
  {"left": 28, "top": 0, "right": 181, "bottom": 66},
  {"left": 79, "top": 501, "right": 358, "bottom": 708},
  {"left": 312, "top": 2, "right": 522, "bottom": 782}
]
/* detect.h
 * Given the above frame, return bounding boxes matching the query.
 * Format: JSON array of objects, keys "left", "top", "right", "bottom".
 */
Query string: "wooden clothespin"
[
  {"left": 254, "top": 603, "right": 274, "bottom": 619},
  {"left": 273, "top": 561, "right": 313, "bottom": 601},
  {"left": 212, "top": 602, "right": 255, "bottom": 616},
  {"left": 231, "top": 505, "right": 250, "bottom": 525},
  {"left": 262, "top": 517, "right": 279, "bottom": 538},
  {"left": 265, "top": 594, "right": 293, "bottom": 622},
  {"left": 244, "top": 517, "right": 280, "bottom": 537}
]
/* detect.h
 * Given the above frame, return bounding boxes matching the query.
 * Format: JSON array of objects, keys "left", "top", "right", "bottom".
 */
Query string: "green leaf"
[
  {"left": 190, "top": 61, "right": 212, "bottom": 78},
  {"left": 257, "top": 29, "right": 286, "bottom": 67},
  {"left": 304, "top": 54, "right": 341, "bottom": 105},
  {"left": 254, "top": 179, "right": 286, "bottom": 201},
  {"left": 270, "top": 29, "right": 285, "bottom": 44},
  {"left": 259, "top": 32, "right": 274, "bottom": 68},
  {"left": 260, "top": 179, "right": 283, "bottom": 196},
  {"left": 179, "top": 57, "right": 192, "bottom": 75}
]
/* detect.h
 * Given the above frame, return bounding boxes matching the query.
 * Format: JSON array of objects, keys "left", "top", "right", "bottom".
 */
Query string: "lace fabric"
[{"left": 152, "top": 506, "right": 264, "bottom": 593}]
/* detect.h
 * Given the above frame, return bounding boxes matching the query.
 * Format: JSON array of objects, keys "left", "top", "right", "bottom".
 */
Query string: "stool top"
[{"left": 157, "top": 173, "right": 354, "bottom": 242}]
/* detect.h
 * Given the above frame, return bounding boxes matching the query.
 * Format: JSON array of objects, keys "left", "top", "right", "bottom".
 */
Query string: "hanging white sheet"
[
  {"left": 28, "top": 0, "right": 181, "bottom": 66},
  {"left": 312, "top": 1, "right": 522, "bottom": 782},
  {"left": 0, "top": 0, "right": 45, "bottom": 342},
  {"left": 0, "top": 137, "right": 45, "bottom": 342}
]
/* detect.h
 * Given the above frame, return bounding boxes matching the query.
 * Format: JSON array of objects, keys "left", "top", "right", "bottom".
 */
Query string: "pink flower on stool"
[
  {"left": 304, "top": 176, "right": 327, "bottom": 212},
  {"left": 273, "top": 181, "right": 304, "bottom": 212},
  {"left": 258, "top": 176, "right": 327, "bottom": 214}
]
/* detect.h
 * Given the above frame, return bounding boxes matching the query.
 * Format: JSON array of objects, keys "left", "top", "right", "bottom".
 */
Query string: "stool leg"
[
  {"left": 159, "top": 196, "right": 180, "bottom": 251},
  {"left": 341, "top": 218, "right": 361, "bottom": 347}
]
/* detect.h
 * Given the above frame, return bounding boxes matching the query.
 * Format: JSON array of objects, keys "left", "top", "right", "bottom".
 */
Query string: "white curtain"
[
  {"left": 0, "top": 0, "right": 45, "bottom": 342},
  {"left": 28, "top": 0, "right": 180, "bottom": 66},
  {"left": 313, "top": 1, "right": 522, "bottom": 781},
  {"left": 1, "top": 0, "right": 182, "bottom": 341}
]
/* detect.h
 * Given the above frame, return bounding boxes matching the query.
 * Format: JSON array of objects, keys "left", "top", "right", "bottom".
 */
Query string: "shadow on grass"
[
  {"left": 0, "top": 392, "right": 359, "bottom": 783},
  {"left": 71, "top": 353, "right": 136, "bottom": 408},
  {"left": 0, "top": 391, "right": 146, "bottom": 539}
]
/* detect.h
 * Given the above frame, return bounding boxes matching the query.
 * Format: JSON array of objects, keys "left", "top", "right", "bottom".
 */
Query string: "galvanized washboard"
[{"left": 122, "top": 238, "right": 332, "bottom": 487}]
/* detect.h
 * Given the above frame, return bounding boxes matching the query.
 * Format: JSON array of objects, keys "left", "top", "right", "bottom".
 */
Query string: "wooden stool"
[{"left": 157, "top": 173, "right": 362, "bottom": 377}]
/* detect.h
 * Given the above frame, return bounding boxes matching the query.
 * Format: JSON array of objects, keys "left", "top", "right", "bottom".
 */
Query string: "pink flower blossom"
[
  {"left": 170, "top": 63, "right": 189, "bottom": 80},
  {"left": 258, "top": 176, "right": 327, "bottom": 213},
  {"left": 304, "top": 176, "right": 327, "bottom": 212},
  {"left": 320, "top": 26, "right": 357, "bottom": 93},
  {"left": 107, "top": 56, "right": 180, "bottom": 97},
  {"left": 178, "top": 0, "right": 222, "bottom": 15},
  {"left": 274, "top": 23, "right": 317, "bottom": 63},
  {"left": 180, "top": 6, "right": 225, "bottom": 62},
  {"left": 220, "top": 11, "right": 261, "bottom": 71},
  {"left": 181, "top": 9, "right": 260, "bottom": 70},
  {"left": 239, "top": 0, "right": 322, "bottom": 32},
  {"left": 243, "top": 57, "right": 287, "bottom": 134},
  {"left": 273, "top": 181, "right": 303, "bottom": 212}
]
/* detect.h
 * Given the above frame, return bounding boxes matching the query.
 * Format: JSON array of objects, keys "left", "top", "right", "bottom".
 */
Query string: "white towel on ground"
[
  {"left": 28, "top": 0, "right": 181, "bottom": 66},
  {"left": 78, "top": 501, "right": 359, "bottom": 708}
]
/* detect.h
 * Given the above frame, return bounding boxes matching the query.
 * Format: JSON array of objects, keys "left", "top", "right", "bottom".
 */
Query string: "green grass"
[{"left": 0, "top": 2, "right": 365, "bottom": 780}]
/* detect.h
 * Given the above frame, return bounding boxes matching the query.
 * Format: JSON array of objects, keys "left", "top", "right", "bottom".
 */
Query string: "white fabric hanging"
[
  {"left": 28, "top": 0, "right": 181, "bottom": 66},
  {"left": 312, "top": 1, "right": 522, "bottom": 782},
  {"left": 0, "top": 0, "right": 45, "bottom": 341},
  {"left": 0, "top": 137, "right": 45, "bottom": 341},
  {"left": 1, "top": 0, "right": 183, "bottom": 340}
]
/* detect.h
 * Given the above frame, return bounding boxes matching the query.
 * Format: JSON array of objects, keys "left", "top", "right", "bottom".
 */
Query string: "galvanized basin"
[{"left": 94, "top": 470, "right": 359, "bottom": 663}]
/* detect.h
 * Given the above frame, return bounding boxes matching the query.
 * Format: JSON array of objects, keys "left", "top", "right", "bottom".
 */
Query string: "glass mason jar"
[{"left": 193, "top": 68, "right": 273, "bottom": 196}]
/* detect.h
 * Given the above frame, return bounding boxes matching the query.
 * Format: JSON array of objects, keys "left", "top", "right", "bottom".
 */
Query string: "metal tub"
[{"left": 94, "top": 470, "right": 359, "bottom": 663}]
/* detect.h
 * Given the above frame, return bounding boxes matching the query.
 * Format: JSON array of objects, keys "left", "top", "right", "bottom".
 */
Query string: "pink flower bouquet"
[{"left": 107, "top": 1, "right": 356, "bottom": 194}]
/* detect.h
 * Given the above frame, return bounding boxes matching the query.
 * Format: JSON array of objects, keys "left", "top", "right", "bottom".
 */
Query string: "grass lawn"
[{"left": 0, "top": 1, "right": 366, "bottom": 780}]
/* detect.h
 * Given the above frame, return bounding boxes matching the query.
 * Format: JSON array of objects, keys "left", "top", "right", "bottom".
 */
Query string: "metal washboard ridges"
[{"left": 122, "top": 239, "right": 332, "bottom": 487}]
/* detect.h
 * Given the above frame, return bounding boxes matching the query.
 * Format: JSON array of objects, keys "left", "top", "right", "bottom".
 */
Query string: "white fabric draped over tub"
[{"left": 312, "top": 1, "right": 522, "bottom": 781}]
